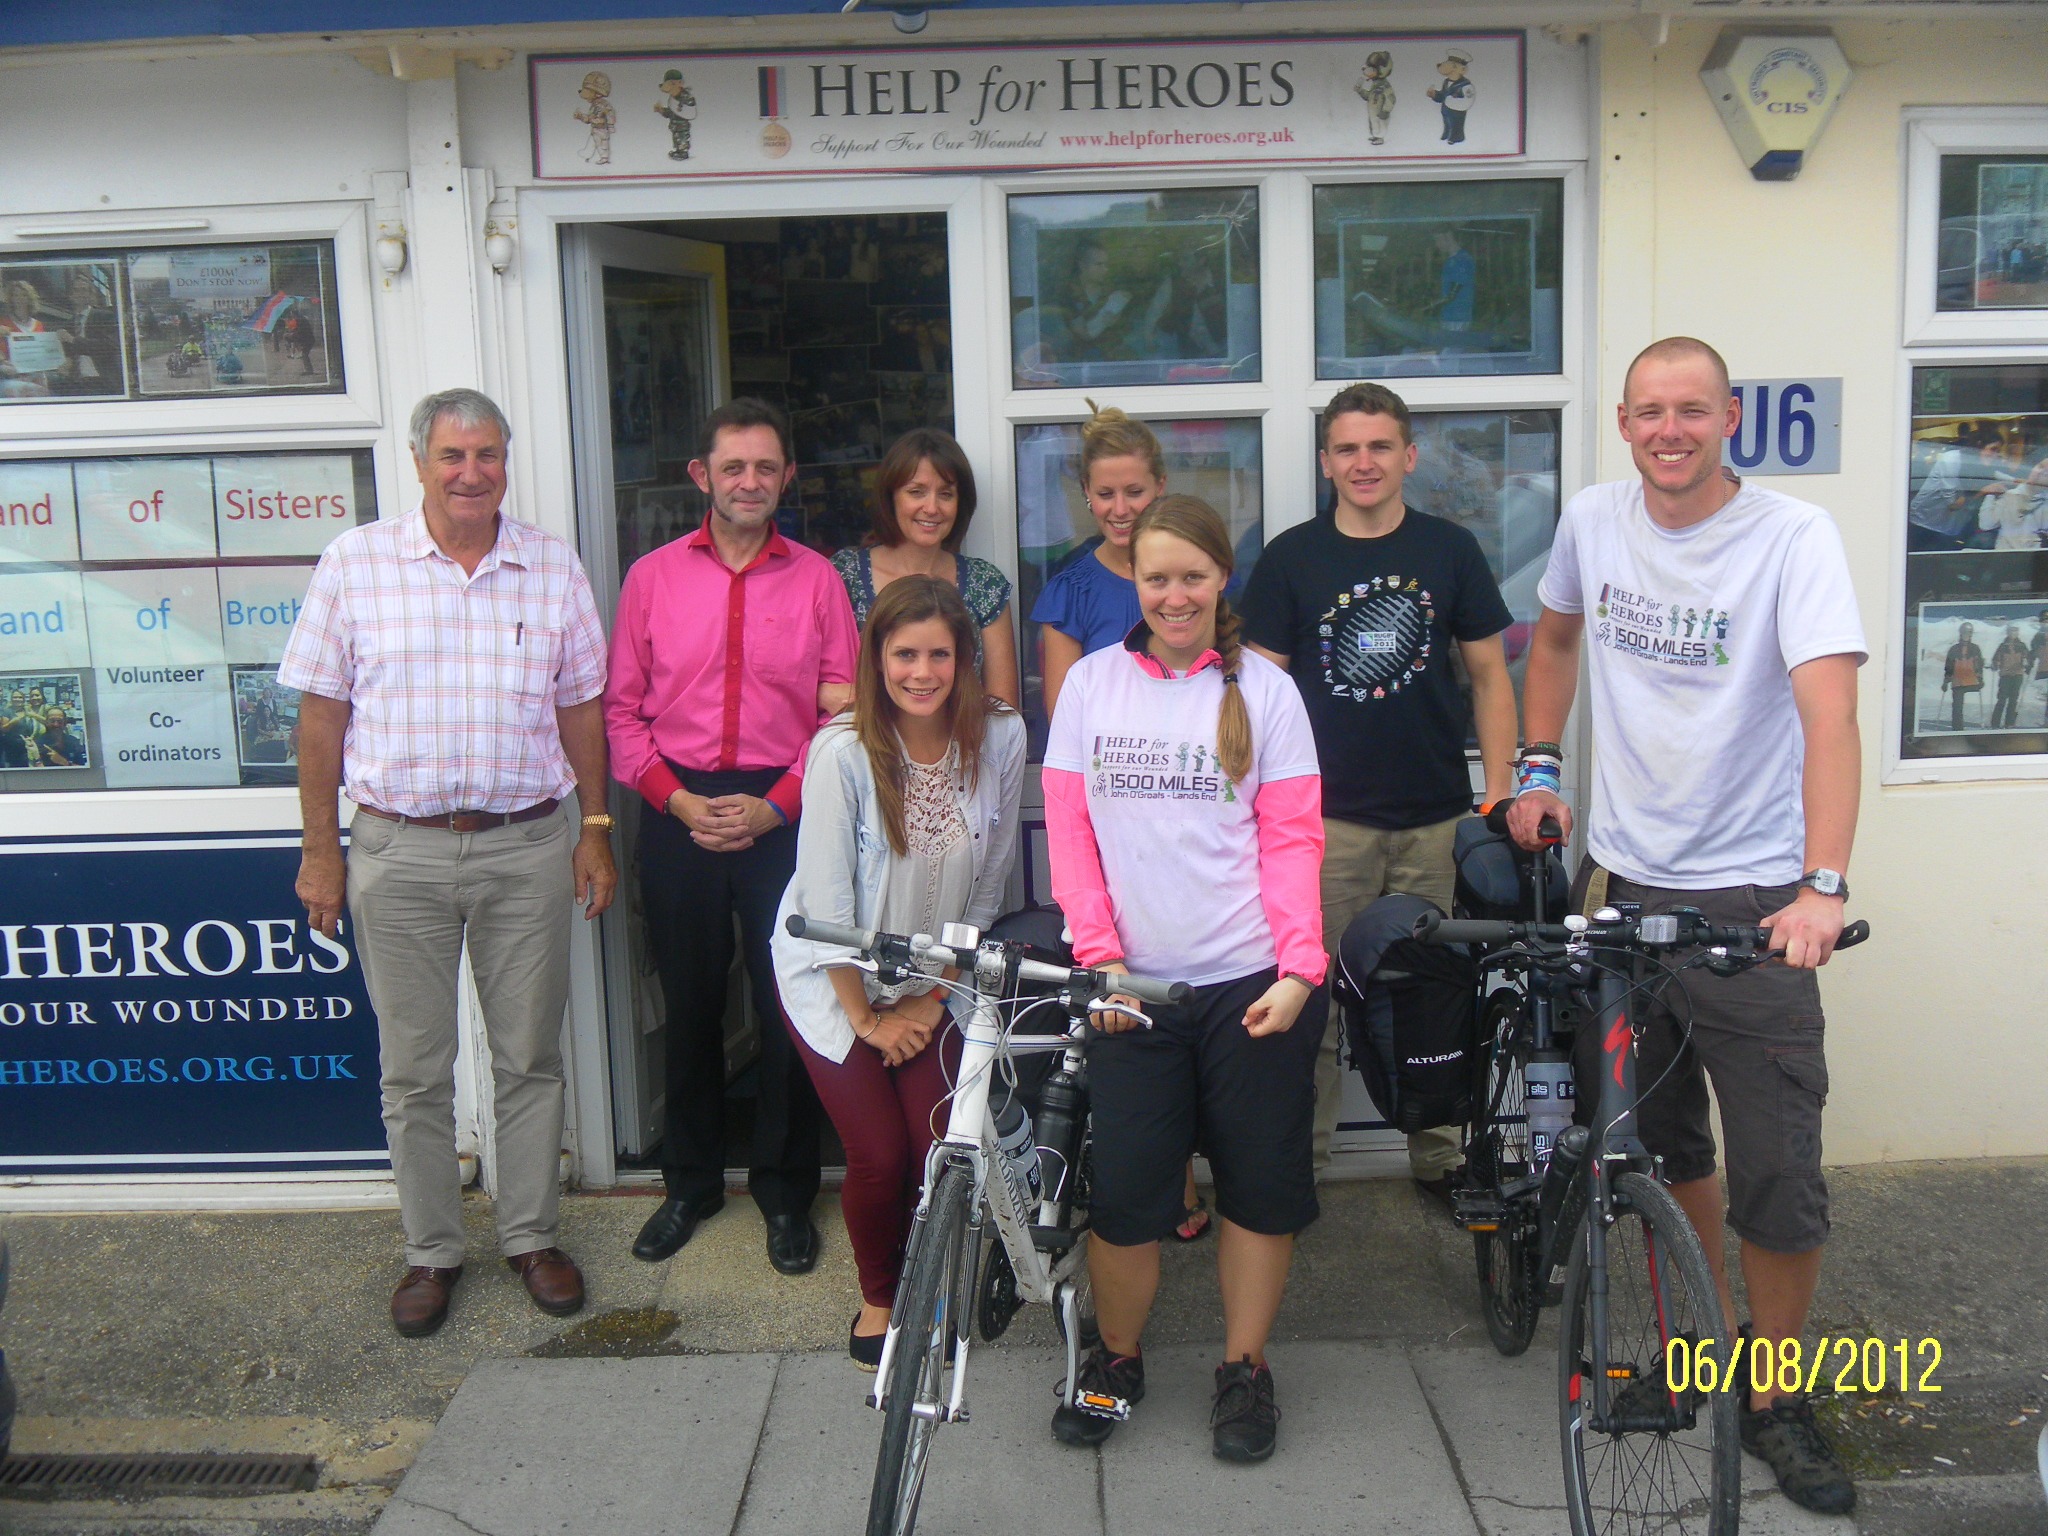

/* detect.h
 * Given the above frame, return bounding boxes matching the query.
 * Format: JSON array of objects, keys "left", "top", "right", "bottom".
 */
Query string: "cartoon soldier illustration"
[
  {"left": 653, "top": 69, "right": 697, "bottom": 162},
  {"left": 573, "top": 71, "right": 615, "bottom": 165},
  {"left": 1425, "top": 48, "right": 1475, "bottom": 145},
  {"left": 1354, "top": 51, "right": 1396, "bottom": 146}
]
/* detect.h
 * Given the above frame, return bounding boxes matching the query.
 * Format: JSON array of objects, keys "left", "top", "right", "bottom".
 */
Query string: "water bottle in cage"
[
  {"left": 1032, "top": 1067, "right": 1085, "bottom": 1227},
  {"left": 992, "top": 1093, "right": 1041, "bottom": 1211}
]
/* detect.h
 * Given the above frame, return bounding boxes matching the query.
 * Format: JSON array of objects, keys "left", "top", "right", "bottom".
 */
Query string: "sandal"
[{"left": 1173, "top": 1195, "right": 1211, "bottom": 1242}]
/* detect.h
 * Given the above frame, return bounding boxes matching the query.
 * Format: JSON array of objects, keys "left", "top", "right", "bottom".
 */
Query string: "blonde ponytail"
[
  {"left": 1129, "top": 494, "right": 1254, "bottom": 784},
  {"left": 1079, "top": 398, "right": 1167, "bottom": 486}
]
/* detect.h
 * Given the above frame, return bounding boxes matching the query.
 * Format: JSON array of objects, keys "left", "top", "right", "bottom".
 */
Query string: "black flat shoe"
[
  {"left": 632, "top": 1194, "right": 724, "bottom": 1262},
  {"left": 765, "top": 1212, "right": 820, "bottom": 1275},
  {"left": 850, "top": 1313, "right": 885, "bottom": 1372}
]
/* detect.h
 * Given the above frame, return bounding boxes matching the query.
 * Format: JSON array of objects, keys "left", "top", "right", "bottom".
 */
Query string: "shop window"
[
  {"left": 1312, "top": 180, "right": 1562, "bottom": 379},
  {"left": 1313, "top": 408, "right": 1561, "bottom": 744},
  {"left": 1008, "top": 188, "right": 1260, "bottom": 389},
  {"left": 1900, "top": 364, "right": 2048, "bottom": 762},
  {"left": 1016, "top": 416, "right": 1262, "bottom": 752},
  {"left": 0, "top": 449, "right": 376, "bottom": 790},
  {"left": 0, "top": 240, "right": 342, "bottom": 406}
]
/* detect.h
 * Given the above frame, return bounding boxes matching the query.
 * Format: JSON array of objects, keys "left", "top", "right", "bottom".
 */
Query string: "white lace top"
[{"left": 871, "top": 749, "right": 973, "bottom": 1004}]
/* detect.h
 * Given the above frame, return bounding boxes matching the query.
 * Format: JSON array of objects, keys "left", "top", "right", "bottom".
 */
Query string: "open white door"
[{"left": 563, "top": 225, "right": 730, "bottom": 1164}]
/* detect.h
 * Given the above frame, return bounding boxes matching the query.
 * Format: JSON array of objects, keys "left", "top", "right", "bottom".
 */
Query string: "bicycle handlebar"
[
  {"left": 1412, "top": 908, "right": 1871, "bottom": 954},
  {"left": 783, "top": 913, "right": 1192, "bottom": 1006},
  {"left": 1482, "top": 796, "right": 1563, "bottom": 844}
]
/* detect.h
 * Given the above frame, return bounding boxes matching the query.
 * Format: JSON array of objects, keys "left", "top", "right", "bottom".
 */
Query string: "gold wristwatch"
[{"left": 581, "top": 813, "right": 617, "bottom": 830}]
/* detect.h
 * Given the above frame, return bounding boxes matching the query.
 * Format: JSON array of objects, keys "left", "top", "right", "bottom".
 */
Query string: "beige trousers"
[
  {"left": 346, "top": 806, "right": 574, "bottom": 1268},
  {"left": 1314, "top": 812, "right": 1466, "bottom": 1179}
]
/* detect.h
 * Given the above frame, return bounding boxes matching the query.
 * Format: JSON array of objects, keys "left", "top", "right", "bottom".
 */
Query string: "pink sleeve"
[
  {"left": 603, "top": 564, "right": 668, "bottom": 809},
  {"left": 1042, "top": 768, "right": 1122, "bottom": 968},
  {"left": 1254, "top": 775, "right": 1327, "bottom": 986}
]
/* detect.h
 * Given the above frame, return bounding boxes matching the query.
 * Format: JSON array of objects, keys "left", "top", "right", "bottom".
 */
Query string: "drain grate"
[{"left": 0, "top": 1451, "right": 320, "bottom": 1499}]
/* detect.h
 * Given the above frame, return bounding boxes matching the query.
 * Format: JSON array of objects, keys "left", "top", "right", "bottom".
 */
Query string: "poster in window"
[
  {"left": 1936, "top": 155, "right": 2048, "bottom": 312},
  {"left": 1901, "top": 363, "right": 2048, "bottom": 761},
  {"left": 128, "top": 244, "right": 338, "bottom": 396},
  {"left": 233, "top": 665, "right": 302, "bottom": 786},
  {"left": 0, "top": 672, "right": 89, "bottom": 771},
  {"left": 1010, "top": 188, "right": 1260, "bottom": 389},
  {"left": 0, "top": 260, "right": 128, "bottom": 403}
]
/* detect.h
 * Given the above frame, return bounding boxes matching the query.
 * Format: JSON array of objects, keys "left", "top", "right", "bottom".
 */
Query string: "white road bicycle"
[{"left": 783, "top": 913, "right": 1188, "bottom": 1536}]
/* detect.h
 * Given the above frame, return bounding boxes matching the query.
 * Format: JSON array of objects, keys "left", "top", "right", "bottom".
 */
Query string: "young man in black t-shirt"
[{"left": 1243, "top": 383, "right": 1518, "bottom": 1201}]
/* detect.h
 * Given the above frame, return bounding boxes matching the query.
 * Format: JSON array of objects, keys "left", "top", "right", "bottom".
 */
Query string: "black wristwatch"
[{"left": 1796, "top": 868, "right": 1849, "bottom": 899}]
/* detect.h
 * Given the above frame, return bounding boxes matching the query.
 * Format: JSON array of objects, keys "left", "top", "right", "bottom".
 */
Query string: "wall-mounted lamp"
[
  {"left": 484, "top": 220, "right": 515, "bottom": 275},
  {"left": 1700, "top": 28, "right": 1852, "bottom": 182},
  {"left": 374, "top": 226, "right": 409, "bottom": 275}
]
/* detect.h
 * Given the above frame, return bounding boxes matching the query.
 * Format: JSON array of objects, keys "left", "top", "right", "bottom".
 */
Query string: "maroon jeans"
[{"left": 794, "top": 1021, "right": 960, "bottom": 1307}]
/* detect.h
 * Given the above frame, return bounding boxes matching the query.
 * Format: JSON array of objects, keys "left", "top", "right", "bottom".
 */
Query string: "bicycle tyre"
[
  {"left": 1470, "top": 994, "right": 1539, "bottom": 1356},
  {"left": 1558, "top": 1170, "right": 1739, "bottom": 1536},
  {"left": 868, "top": 1161, "right": 972, "bottom": 1536}
]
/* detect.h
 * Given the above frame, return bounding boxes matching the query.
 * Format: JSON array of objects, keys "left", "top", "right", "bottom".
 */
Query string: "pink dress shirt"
[
  {"left": 277, "top": 509, "right": 608, "bottom": 817},
  {"left": 605, "top": 524, "right": 858, "bottom": 820}
]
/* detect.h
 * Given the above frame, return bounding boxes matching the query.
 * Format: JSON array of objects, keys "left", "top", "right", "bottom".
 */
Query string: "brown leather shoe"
[
  {"left": 506, "top": 1247, "right": 585, "bottom": 1316},
  {"left": 391, "top": 1265, "right": 462, "bottom": 1337}
]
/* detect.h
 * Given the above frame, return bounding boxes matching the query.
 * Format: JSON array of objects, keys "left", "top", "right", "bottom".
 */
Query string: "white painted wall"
[{"left": 1592, "top": 17, "right": 2048, "bottom": 1162}]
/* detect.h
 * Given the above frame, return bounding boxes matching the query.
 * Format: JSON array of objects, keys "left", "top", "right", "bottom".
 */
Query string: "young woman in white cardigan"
[{"left": 772, "top": 575, "right": 1025, "bottom": 1369}]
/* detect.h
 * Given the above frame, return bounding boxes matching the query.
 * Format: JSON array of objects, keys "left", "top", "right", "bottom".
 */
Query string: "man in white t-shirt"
[{"left": 1508, "top": 338, "right": 1866, "bottom": 1517}]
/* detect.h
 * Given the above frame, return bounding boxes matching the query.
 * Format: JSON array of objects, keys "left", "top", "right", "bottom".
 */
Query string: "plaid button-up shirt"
[{"left": 279, "top": 508, "right": 608, "bottom": 817}]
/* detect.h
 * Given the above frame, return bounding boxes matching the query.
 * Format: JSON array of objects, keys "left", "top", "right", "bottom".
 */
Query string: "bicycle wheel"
[
  {"left": 1470, "top": 994, "right": 1539, "bottom": 1356},
  {"left": 1558, "top": 1170, "right": 1738, "bottom": 1536},
  {"left": 868, "top": 1161, "right": 972, "bottom": 1536}
]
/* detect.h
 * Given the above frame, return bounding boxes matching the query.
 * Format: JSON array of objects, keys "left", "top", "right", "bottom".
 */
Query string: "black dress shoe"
[
  {"left": 632, "top": 1194, "right": 724, "bottom": 1262},
  {"left": 765, "top": 1213, "right": 820, "bottom": 1275}
]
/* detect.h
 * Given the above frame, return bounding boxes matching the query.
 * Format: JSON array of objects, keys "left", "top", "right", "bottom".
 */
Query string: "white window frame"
[
  {"left": 1883, "top": 343, "right": 2048, "bottom": 785},
  {"left": 0, "top": 201, "right": 385, "bottom": 442},
  {"left": 1889, "top": 107, "right": 2048, "bottom": 783},
  {"left": 1901, "top": 108, "right": 2048, "bottom": 349}
]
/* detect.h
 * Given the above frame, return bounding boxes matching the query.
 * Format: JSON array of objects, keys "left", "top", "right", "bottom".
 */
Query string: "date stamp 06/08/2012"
[{"left": 1658, "top": 1336, "right": 1944, "bottom": 1398}]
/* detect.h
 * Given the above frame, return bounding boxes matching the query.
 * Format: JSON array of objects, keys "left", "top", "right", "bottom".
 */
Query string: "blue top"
[
  {"left": 1439, "top": 247, "right": 1476, "bottom": 325},
  {"left": 1029, "top": 539, "right": 1142, "bottom": 656}
]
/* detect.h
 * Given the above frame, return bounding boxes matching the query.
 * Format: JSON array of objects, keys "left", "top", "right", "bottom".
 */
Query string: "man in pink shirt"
[{"left": 606, "top": 397, "right": 858, "bottom": 1273}]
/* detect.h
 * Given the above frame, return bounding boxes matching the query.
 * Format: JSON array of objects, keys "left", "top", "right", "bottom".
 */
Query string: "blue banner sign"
[{"left": 0, "top": 832, "right": 386, "bottom": 1175}]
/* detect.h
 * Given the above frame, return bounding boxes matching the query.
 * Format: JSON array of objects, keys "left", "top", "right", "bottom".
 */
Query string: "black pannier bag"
[
  {"left": 1333, "top": 892, "right": 1479, "bottom": 1133},
  {"left": 1453, "top": 814, "right": 1568, "bottom": 921}
]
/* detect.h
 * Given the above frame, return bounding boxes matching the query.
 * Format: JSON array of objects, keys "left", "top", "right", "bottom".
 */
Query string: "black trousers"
[{"left": 637, "top": 769, "right": 821, "bottom": 1217}]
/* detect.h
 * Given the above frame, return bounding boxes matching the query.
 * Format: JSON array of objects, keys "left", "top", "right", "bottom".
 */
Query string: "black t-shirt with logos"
[{"left": 1241, "top": 509, "right": 1512, "bottom": 830}]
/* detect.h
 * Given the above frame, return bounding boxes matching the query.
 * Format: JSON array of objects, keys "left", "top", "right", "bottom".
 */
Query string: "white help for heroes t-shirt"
[
  {"left": 1538, "top": 479, "right": 1867, "bottom": 889},
  {"left": 1044, "top": 646, "right": 1320, "bottom": 986}
]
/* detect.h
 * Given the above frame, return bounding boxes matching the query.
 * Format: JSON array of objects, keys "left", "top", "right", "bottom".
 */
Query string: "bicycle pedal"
[
  {"left": 1453, "top": 1191, "right": 1508, "bottom": 1231},
  {"left": 1071, "top": 1389, "right": 1131, "bottom": 1421}
]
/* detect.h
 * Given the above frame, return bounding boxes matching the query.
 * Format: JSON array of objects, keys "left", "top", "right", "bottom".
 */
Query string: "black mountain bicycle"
[{"left": 1416, "top": 808, "right": 1869, "bottom": 1536}]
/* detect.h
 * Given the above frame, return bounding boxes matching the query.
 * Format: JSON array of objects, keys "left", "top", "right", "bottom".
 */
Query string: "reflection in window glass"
[
  {"left": 1935, "top": 156, "right": 2048, "bottom": 312},
  {"left": 0, "top": 241, "right": 343, "bottom": 405},
  {"left": 1017, "top": 417, "right": 1262, "bottom": 753},
  {"left": 1900, "top": 365, "right": 2048, "bottom": 762},
  {"left": 0, "top": 450, "right": 377, "bottom": 791},
  {"left": 1009, "top": 188, "right": 1260, "bottom": 389},
  {"left": 1314, "top": 409, "right": 1560, "bottom": 741},
  {"left": 1313, "top": 180, "right": 1562, "bottom": 379}
]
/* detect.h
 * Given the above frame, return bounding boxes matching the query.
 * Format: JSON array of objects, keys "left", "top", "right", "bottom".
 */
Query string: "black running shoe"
[
  {"left": 1740, "top": 1396, "right": 1857, "bottom": 1515},
  {"left": 1050, "top": 1345, "right": 1144, "bottom": 1448},
  {"left": 1210, "top": 1356, "right": 1280, "bottom": 1463}
]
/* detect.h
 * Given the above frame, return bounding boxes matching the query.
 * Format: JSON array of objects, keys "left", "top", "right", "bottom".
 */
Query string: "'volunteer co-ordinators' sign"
[{"left": 531, "top": 33, "right": 1525, "bottom": 179}]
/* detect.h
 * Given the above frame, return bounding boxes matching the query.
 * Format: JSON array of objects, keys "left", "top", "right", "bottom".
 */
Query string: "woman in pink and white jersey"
[{"left": 1041, "top": 494, "right": 1326, "bottom": 1465}]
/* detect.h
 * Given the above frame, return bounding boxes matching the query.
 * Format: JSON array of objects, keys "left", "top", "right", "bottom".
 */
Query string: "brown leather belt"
[{"left": 358, "top": 798, "right": 559, "bottom": 833}]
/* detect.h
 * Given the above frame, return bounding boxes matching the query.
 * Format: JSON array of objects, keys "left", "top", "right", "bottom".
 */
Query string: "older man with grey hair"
[{"left": 281, "top": 388, "right": 617, "bottom": 1337}]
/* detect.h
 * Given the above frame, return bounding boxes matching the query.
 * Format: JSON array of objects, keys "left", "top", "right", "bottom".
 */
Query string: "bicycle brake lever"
[
  {"left": 1089, "top": 1002, "right": 1154, "bottom": 1030},
  {"left": 812, "top": 956, "right": 879, "bottom": 976}
]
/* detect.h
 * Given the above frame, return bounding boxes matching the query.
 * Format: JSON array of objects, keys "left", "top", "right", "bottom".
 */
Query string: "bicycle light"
[
  {"left": 1638, "top": 915, "right": 1681, "bottom": 946},
  {"left": 940, "top": 922, "right": 980, "bottom": 950}
]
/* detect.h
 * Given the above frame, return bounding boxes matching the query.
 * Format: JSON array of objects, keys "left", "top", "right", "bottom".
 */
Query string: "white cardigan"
[{"left": 772, "top": 711, "right": 1026, "bottom": 1063}]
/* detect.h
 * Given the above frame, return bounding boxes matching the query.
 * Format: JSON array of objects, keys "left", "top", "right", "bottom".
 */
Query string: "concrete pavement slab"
[
  {"left": 1099, "top": 1342, "right": 1480, "bottom": 1536},
  {"left": 371, "top": 1356, "right": 775, "bottom": 1536},
  {"left": 731, "top": 1345, "right": 1101, "bottom": 1536}
]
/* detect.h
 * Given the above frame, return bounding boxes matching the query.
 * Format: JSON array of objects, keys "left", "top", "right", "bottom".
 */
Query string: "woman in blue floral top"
[{"left": 832, "top": 428, "right": 1019, "bottom": 706}]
